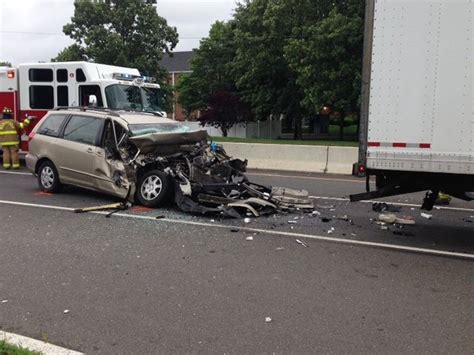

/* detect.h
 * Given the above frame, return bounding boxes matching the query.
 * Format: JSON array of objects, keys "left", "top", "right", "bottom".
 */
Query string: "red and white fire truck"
[{"left": 0, "top": 61, "right": 165, "bottom": 151}]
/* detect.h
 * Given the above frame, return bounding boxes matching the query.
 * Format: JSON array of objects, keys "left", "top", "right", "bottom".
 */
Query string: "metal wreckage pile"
[{"left": 109, "top": 128, "right": 315, "bottom": 218}]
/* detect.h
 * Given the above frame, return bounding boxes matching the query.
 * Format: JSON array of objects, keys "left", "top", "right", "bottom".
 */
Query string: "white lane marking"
[
  {"left": 0, "top": 199, "right": 472, "bottom": 260},
  {"left": 309, "top": 195, "right": 474, "bottom": 213},
  {"left": 0, "top": 170, "right": 32, "bottom": 176},
  {"left": 0, "top": 330, "right": 83, "bottom": 355},
  {"left": 247, "top": 172, "right": 366, "bottom": 183}
]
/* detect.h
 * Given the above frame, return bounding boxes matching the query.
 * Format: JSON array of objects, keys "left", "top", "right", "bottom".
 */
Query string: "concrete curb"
[
  {"left": 0, "top": 331, "right": 83, "bottom": 355},
  {"left": 220, "top": 142, "right": 358, "bottom": 175}
]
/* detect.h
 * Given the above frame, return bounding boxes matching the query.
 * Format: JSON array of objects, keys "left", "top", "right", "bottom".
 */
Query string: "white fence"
[{"left": 184, "top": 120, "right": 282, "bottom": 139}]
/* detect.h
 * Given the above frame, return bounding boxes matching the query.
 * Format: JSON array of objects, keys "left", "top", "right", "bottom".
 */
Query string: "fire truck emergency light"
[
  {"left": 112, "top": 73, "right": 139, "bottom": 81},
  {"left": 7, "top": 70, "right": 15, "bottom": 79}
]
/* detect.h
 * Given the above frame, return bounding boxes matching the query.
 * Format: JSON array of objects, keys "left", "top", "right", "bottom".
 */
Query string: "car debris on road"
[
  {"left": 377, "top": 213, "right": 416, "bottom": 225},
  {"left": 295, "top": 239, "right": 308, "bottom": 247},
  {"left": 372, "top": 202, "right": 402, "bottom": 213}
]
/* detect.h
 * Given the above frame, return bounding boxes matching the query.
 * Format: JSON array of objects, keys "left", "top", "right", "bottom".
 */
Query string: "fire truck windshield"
[{"left": 105, "top": 84, "right": 163, "bottom": 112}]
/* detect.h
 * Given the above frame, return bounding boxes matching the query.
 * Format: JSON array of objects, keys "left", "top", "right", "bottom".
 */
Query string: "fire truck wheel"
[
  {"left": 37, "top": 160, "right": 62, "bottom": 193},
  {"left": 136, "top": 170, "right": 173, "bottom": 207}
]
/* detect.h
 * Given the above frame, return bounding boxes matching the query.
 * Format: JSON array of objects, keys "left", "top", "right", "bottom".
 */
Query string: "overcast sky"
[{"left": 0, "top": 0, "right": 237, "bottom": 65}]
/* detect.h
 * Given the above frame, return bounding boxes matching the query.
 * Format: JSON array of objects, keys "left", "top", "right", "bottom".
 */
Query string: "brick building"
[{"left": 160, "top": 51, "right": 194, "bottom": 121}]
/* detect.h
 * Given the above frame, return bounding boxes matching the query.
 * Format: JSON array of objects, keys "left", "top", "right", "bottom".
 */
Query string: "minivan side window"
[
  {"left": 63, "top": 115, "right": 103, "bottom": 146},
  {"left": 37, "top": 114, "right": 68, "bottom": 137}
]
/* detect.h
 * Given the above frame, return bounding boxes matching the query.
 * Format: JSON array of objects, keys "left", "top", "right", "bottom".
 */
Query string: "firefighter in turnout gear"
[{"left": 0, "top": 107, "right": 32, "bottom": 169}]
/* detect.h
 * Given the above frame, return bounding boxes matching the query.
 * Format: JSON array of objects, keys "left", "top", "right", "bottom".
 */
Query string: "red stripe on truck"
[
  {"left": 419, "top": 143, "right": 431, "bottom": 148},
  {"left": 368, "top": 142, "right": 380, "bottom": 147},
  {"left": 393, "top": 143, "right": 407, "bottom": 148}
]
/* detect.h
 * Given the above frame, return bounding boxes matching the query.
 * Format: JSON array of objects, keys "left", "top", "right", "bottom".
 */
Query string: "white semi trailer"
[{"left": 351, "top": 0, "right": 473, "bottom": 210}]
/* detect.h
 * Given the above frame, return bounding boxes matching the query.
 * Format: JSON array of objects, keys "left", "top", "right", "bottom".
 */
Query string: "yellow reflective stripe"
[
  {"left": 0, "top": 141, "right": 20, "bottom": 146},
  {"left": 12, "top": 164, "right": 20, "bottom": 168},
  {"left": 19, "top": 123, "right": 25, "bottom": 129},
  {"left": 0, "top": 131, "right": 17, "bottom": 135}
]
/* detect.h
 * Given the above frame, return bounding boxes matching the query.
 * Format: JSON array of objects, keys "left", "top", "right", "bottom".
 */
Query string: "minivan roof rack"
[{"left": 53, "top": 106, "right": 121, "bottom": 117}]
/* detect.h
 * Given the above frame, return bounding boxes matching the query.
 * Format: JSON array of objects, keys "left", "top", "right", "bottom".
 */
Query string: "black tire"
[
  {"left": 37, "top": 160, "right": 62, "bottom": 193},
  {"left": 136, "top": 170, "right": 173, "bottom": 207}
]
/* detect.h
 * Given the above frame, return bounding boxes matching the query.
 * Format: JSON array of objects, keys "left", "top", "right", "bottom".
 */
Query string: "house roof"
[{"left": 160, "top": 51, "right": 194, "bottom": 73}]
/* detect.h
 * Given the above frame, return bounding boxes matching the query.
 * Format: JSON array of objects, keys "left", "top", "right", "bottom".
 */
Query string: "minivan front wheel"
[
  {"left": 37, "top": 160, "right": 62, "bottom": 193},
  {"left": 136, "top": 170, "right": 172, "bottom": 207}
]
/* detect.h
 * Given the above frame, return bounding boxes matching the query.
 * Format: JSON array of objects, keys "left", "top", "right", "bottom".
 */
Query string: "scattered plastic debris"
[
  {"left": 350, "top": 233, "right": 357, "bottom": 237},
  {"left": 245, "top": 236, "right": 254, "bottom": 241},
  {"left": 244, "top": 218, "right": 251, "bottom": 224},
  {"left": 63, "top": 309, "right": 70, "bottom": 314},
  {"left": 276, "top": 247, "right": 285, "bottom": 250},
  {"left": 372, "top": 202, "right": 402, "bottom": 213},
  {"left": 288, "top": 220, "right": 298, "bottom": 224},
  {"left": 327, "top": 227, "right": 335, "bottom": 234},
  {"left": 420, "top": 212, "right": 432, "bottom": 219},
  {"left": 1, "top": 300, "right": 8, "bottom": 303},
  {"left": 381, "top": 225, "right": 389, "bottom": 231},
  {"left": 311, "top": 211, "right": 321, "bottom": 216},
  {"left": 295, "top": 239, "right": 308, "bottom": 247},
  {"left": 265, "top": 317, "right": 272, "bottom": 323},
  {"left": 395, "top": 216, "right": 416, "bottom": 225},
  {"left": 378, "top": 214, "right": 416, "bottom": 225},
  {"left": 378, "top": 214, "right": 397, "bottom": 224}
]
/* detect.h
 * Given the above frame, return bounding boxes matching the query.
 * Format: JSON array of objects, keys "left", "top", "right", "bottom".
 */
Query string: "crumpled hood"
[{"left": 129, "top": 130, "right": 209, "bottom": 154}]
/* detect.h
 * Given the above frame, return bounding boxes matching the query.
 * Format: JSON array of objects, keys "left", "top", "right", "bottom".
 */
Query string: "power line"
[{"left": 0, "top": 30, "right": 207, "bottom": 40}]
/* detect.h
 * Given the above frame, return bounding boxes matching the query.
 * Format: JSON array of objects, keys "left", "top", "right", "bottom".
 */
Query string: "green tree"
[
  {"left": 178, "top": 21, "right": 252, "bottom": 136},
  {"left": 52, "top": 44, "right": 86, "bottom": 62},
  {"left": 0, "top": 61, "right": 12, "bottom": 67},
  {"left": 54, "top": 0, "right": 179, "bottom": 110},
  {"left": 286, "top": 2, "right": 364, "bottom": 140},
  {"left": 232, "top": 0, "right": 343, "bottom": 140}
]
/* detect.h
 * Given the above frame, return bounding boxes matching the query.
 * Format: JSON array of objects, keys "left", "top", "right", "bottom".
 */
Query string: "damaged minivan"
[{"left": 26, "top": 107, "right": 313, "bottom": 217}]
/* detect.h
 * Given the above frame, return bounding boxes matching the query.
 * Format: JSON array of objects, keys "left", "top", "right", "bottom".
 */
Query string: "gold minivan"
[{"left": 26, "top": 108, "right": 207, "bottom": 207}]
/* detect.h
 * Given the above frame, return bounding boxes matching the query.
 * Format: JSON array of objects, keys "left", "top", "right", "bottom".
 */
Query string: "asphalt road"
[{"left": 0, "top": 167, "right": 473, "bottom": 354}]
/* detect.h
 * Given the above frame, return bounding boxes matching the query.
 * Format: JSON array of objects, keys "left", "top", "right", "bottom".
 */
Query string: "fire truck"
[{"left": 0, "top": 61, "right": 165, "bottom": 152}]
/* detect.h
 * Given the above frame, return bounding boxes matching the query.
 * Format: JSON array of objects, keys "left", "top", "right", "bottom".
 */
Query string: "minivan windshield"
[
  {"left": 129, "top": 123, "right": 191, "bottom": 136},
  {"left": 105, "top": 84, "right": 163, "bottom": 112}
]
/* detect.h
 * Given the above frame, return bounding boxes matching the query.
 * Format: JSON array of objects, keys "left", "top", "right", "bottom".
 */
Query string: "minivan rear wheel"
[
  {"left": 136, "top": 170, "right": 172, "bottom": 207},
  {"left": 37, "top": 160, "right": 62, "bottom": 193}
]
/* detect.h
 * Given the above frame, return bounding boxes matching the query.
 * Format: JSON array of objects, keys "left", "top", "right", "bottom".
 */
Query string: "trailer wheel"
[{"left": 136, "top": 170, "right": 173, "bottom": 207}]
